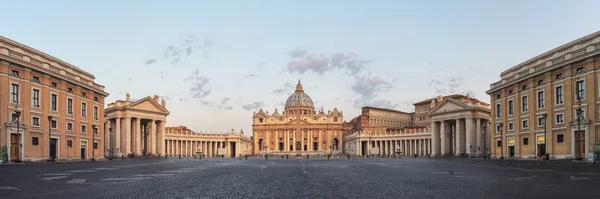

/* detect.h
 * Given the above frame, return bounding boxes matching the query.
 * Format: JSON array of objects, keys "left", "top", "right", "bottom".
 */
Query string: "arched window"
[{"left": 332, "top": 138, "right": 339, "bottom": 150}]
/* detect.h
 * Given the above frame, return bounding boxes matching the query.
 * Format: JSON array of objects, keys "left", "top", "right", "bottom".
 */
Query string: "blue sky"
[{"left": 2, "top": 1, "right": 599, "bottom": 135}]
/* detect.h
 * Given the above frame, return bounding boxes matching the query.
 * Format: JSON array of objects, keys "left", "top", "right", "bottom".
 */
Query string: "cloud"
[
  {"left": 272, "top": 82, "right": 295, "bottom": 95},
  {"left": 183, "top": 69, "right": 212, "bottom": 99},
  {"left": 428, "top": 75, "right": 468, "bottom": 94},
  {"left": 145, "top": 36, "right": 214, "bottom": 66},
  {"left": 200, "top": 97, "right": 234, "bottom": 111},
  {"left": 242, "top": 101, "right": 265, "bottom": 111},
  {"left": 351, "top": 73, "right": 393, "bottom": 108},
  {"left": 257, "top": 61, "right": 267, "bottom": 69},
  {"left": 276, "top": 101, "right": 286, "bottom": 107},
  {"left": 369, "top": 100, "right": 399, "bottom": 109},
  {"left": 283, "top": 48, "right": 372, "bottom": 75},
  {"left": 243, "top": 74, "right": 257, "bottom": 78},
  {"left": 127, "top": 77, "right": 134, "bottom": 82},
  {"left": 459, "top": 90, "right": 477, "bottom": 98}
]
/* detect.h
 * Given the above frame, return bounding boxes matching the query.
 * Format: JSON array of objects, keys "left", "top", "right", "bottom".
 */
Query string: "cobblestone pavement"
[{"left": 1, "top": 157, "right": 599, "bottom": 199}]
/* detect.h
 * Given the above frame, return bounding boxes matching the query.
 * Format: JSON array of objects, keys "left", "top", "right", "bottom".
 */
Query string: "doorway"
[
  {"left": 10, "top": 134, "right": 20, "bottom": 162},
  {"left": 313, "top": 142, "right": 318, "bottom": 151},
  {"left": 575, "top": 130, "right": 585, "bottom": 159},
  {"left": 50, "top": 138, "right": 58, "bottom": 160},
  {"left": 508, "top": 146, "right": 515, "bottom": 157},
  {"left": 537, "top": 143, "right": 546, "bottom": 157},
  {"left": 279, "top": 142, "right": 284, "bottom": 151},
  {"left": 80, "top": 141, "right": 87, "bottom": 159}
]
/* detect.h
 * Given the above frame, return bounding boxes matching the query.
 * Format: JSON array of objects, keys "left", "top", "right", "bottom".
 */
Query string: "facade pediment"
[
  {"left": 429, "top": 98, "right": 471, "bottom": 115},
  {"left": 126, "top": 97, "right": 170, "bottom": 115}
]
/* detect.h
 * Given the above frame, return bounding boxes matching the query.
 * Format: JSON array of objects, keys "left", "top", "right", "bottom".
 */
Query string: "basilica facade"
[{"left": 252, "top": 80, "right": 344, "bottom": 155}]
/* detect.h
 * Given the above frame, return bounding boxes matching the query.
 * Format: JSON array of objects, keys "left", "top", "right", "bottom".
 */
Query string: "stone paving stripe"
[
  {"left": 67, "top": 170, "right": 97, "bottom": 173},
  {"left": 134, "top": 174, "right": 175, "bottom": 177},
  {"left": 514, "top": 176, "right": 537, "bottom": 181},
  {"left": 66, "top": 179, "right": 86, "bottom": 184},
  {"left": 94, "top": 168, "right": 119, "bottom": 170},
  {"left": 160, "top": 170, "right": 192, "bottom": 173},
  {"left": 42, "top": 176, "right": 68, "bottom": 180},
  {"left": 100, "top": 177, "right": 153, "bottom": 181},
  {"left": 41, "top": 173, "right": 72, "bottom": 176},
  {"left": 0, "top": 187, "right": 21, "bottom": 191},
  {"left": 522, "top": 169, "right": 556, "bottom": 172}
]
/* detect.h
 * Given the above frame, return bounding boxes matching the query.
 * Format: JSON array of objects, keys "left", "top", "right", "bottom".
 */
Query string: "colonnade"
[
  {"left": 104, "top": 117, "right": 165, "bottom": 157},
  {"left": 165, "top": 139, "right": 245, "bottom": 157},
  {"left": 431, "top": 117, "right": 489, "bottom": 156},
  {"left": 254, "top": 129, "right": 342, "bottom": 153},
  {"left": 353, "top": 138, "right": 431, "bottom": 156}
]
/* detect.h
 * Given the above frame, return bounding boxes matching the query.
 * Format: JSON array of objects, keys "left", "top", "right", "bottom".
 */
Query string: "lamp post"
[
  {"left": 542, "top": 113, "right": 548, "bottom": 160},
  {"left": 91, "top": 124, "right": 97, "bottom": 161},
  {"left": 576, "top": 95, "right": 583, "bottom": 160},
  {"left": 47, "top": 116, "right": 53, "bottom": 162},
  {"left": 15, "top": 110, "right": 22, "bottom": 163},
  {"left": 499, "top": 123, "right": 504, "bottom": 160}
]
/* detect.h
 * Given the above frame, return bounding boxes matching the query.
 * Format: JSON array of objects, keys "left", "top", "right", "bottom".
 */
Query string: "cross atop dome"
[{"left": 296, "top": 79, "right": 303, "bottom": 92}]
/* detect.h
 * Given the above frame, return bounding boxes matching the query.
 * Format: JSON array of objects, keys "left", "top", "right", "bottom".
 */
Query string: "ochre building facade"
[
  {"left": 165, "top": 126, "right": 252, "bottom": 158},
  {"left": 1, "top": 35, "right": 109, "bottom": 162},
  {"left": 252, "top": 80, "right": 344, "bottom": 155},
  {"left": 104, "top": 94, "right": 169, "bottom": 158},
  {"left": 487, "top": 31, "right": 600, "bottom": 161}
]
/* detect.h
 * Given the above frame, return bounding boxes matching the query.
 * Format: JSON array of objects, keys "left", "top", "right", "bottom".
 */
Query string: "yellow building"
[
  {"left": 1, "top": 35, "right": 109, "bottom": 162},
  {"left": 487, "top": 31, "right": 600, "bottom": 161},
  {"left": 165, "top": 126, "right": 252, "bottom": 158},
  {"left": 252, "top": 80, "right": 344, "bottom": 155}
]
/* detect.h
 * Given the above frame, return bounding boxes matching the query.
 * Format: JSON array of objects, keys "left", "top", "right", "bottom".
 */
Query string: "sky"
[{"left": 2, "top": 1, "right": 599, "bottom": 136}]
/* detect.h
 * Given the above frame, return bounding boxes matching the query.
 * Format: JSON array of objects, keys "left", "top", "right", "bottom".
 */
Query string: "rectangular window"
[
  {"left": 93, "top": 143, "right": 98, "bottom": 149},
  {"left": 11, "top": 83, "right": 19, "bottom": 103},
  {"left": 32, "top": 89, "right": 40, "bottom": 107},
  {"left": 537, "top": 91, "right": 545, "bottom": 108},
  {"left": 557, "top": 134, "right": 564, "bottom": 143},
  {"left": 93, "top": 126, "right": 98, "bottom": 135},
  {"left": 496, "top": 124, "right": 502, "bottom": 133},
  {"left": 523, "top": 138, "right": 529, "bottom": 145},
  {"left": 522, "top": 120, "right": 529, "bottom": 129},
  {"left": 556, "top": 113, "right": 564, "bottom": 124},
  {"left": 81, "top": 102, "right": 87, "bottom": 117},
  {"left": 576, "top": 67, "right": 584, "bottom": 74},
  {"left": 538, "top": 117, "right": 546, "bottom": 127},
  {"left": 68, "top": 87, "right": 73, "bottom": 93},
  {"left": 497, "top": 140, "right": 502, "bottom": 147},
  {"left": 51, "top": 120, "right": 57, "bottom": 129},
  {"left": 82, "top": 125, "right": 87, "bottom": 133},
  {"left": 67, "top": 98, "right": 73, "bottom": 114},
  {"left": 94, "top": 106, "right": 98, "bottom": 120},
  {"left": 12, "top": 113, "right": 18, "bottom": 122},
  {"left": 521, "top": 96, "right": 528, "bottom": 112},
  {"left": 508, "top": 90, "right": 513, "bottom": 95},
  {"left": 32, "top": 117, "right": 40, "bottom": 127},
  {"left": 32, "top": 76, "right": 40, "bottom": 83},
  {"left": 538, "top": 79, "right": 544, "bottom": 86},
  {"left": 32, "top": 137, "right": 39, "bottom": 145},
  {"left": 51, "top": 94, "right": 57, "bottom": 111},
  {"left": 11, "top": 70, "right": 19, "bottom": 76},
  {"left": 496, "top": 104, "right": 501, "bottom": 118},
  {"left": 496, "top": 94, "right": 501, "bottom": 99},
  {"left": 508, "top": 122, "right": 514, "bottom": 131},
  {"left": 555, "top": 86, "right": 564, "bottom": 105},
  {"left": 521, "top": 85, "right": 527, "bottom": 91},
  {"left": 67, "top": 140, "right": 72, "bottom": 148},
  {"left": 51, "top": 82, "right": 57, "bottom": 88},
  {"left": 555, "top": 74, "right": 563, "bottom": 80},
  {"left": 508, "top": 100, "right": 514, "bottom": 115},
  {"left": 576, "top": 80, "right": 585, "bottom": 100},
  {"left": 67, "top": 123, "right": 73, "bottom": 131}
]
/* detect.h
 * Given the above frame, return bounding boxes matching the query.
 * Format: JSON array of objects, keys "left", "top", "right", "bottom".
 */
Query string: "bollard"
[
  {"left": 347, "top": 154, "right": 350, "bottom": 159},
  {"left": 179, "top": 154, "right": 182, "bottom": 159},
  {"left": 286, "top": 155, "right": 289, "bottom": 159}
]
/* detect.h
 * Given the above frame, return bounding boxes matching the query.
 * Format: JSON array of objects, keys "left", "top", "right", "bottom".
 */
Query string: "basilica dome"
[{"left": 285, "top": 80, "right": 314, "bottom": 109}]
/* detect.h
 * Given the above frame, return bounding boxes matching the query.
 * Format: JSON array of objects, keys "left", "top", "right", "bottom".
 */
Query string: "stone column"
[
  {"left": 150, "top": 120, "right": 156, "bottom": 154},
  {"left": 115, "top": 117, "right": 122, "bottom": 157},
  {"left": 465, "top": 117, "right": 473, "bottom": 155},
  {"left": 135, "top": 118, "right": 141, "bottom": 155},
  {"left": 440, "top": 121, "right": 447, "bottom": 155},
  {"left": 104, "top": 121, "right": 110, "bottom": 157},
  {"left": 455, "top": 119, "right": 462, "bottom": 155},
  {"left": 475, "top": 118, "right": 482, "bottom": 155},
  {"left": 158, "top": 121, "right": 165, "bottom": 156},
  {"left": 124, "top": 117, "right": 131, "bottom": 155},
  {"left": 431, "top": 122, "right": 438, "bottom": 155}
]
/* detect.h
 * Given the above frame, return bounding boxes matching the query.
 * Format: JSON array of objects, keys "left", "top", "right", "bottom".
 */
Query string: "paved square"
[{"left": 1, "top": 158, "right": 599, "bottom": 198}]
